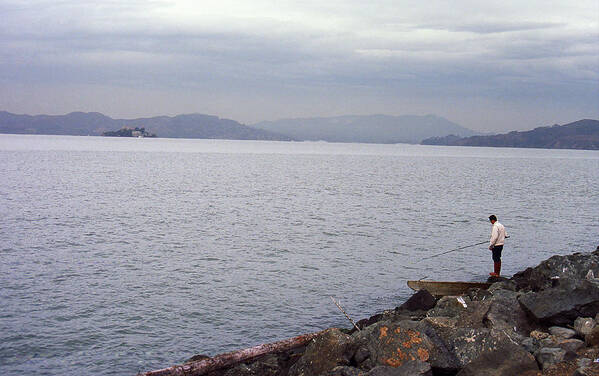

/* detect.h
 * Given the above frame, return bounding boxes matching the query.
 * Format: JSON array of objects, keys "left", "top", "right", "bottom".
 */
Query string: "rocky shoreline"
[{"left": 142, "top": 248, "right": 599, "bottom": 376}]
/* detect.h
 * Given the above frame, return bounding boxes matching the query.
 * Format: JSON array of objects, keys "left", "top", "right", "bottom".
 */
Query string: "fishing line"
[{"left": 419, "top": 241, "right": 489, "bottom": 261}]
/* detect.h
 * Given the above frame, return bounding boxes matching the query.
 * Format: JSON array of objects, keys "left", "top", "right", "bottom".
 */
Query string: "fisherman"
[{"left": 488, "top": 215, "right": 508, "bottom": 277}]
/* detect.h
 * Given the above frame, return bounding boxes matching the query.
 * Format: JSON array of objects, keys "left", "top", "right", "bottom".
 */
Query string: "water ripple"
[{"left": 1, "top": 137, "right": 598, "bottom": 375}]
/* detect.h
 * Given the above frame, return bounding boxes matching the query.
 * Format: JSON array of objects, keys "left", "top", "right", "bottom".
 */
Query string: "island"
[
  {"left": 102, "top": 126, "right": 156, "bottom": 138},
  {"left": 421, "top": 119, "right": 599, "bottom": 150}
]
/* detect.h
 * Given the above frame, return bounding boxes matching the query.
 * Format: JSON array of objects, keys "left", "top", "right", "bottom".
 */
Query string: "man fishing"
[{"left": 488, "top": 215, "right": 508, "bottom": 277}]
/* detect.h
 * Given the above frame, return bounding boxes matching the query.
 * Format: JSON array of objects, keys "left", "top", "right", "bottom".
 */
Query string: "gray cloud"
[
  {"left": 0, "top": 0, "right": 597, "bottom": 131},
  {"left": 420, "top": 21, "right": 564, "bottom": 34}
]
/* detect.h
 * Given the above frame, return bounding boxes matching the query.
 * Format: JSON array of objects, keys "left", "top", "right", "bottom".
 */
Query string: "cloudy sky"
[{"left": 1, "top": 0, "right": 598, "bottom": 131}]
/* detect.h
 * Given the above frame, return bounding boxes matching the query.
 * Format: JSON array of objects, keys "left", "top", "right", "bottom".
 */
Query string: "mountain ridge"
[
  {"left": 421, "top": 119, "right": 599, "bottom": 150},
  {"left": 251, "top": 114, "right": 478, "bottom": 144},
  {"left": 0, "top": 111, "right": 292, "bottom": 141}
]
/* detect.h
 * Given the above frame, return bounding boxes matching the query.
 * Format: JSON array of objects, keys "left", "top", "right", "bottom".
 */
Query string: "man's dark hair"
[{"left": 489, "top": 215, "right": 497, "bottom": 221}]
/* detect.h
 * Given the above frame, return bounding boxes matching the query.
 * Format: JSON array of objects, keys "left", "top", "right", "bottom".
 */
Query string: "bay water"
[{"left": 1, "top": 134, "right": 597, "bottom": 375}]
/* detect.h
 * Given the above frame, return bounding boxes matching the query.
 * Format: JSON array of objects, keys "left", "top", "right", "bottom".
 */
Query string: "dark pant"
[{"left": 492, "top": 245, "right": 503, "bottom": 262}]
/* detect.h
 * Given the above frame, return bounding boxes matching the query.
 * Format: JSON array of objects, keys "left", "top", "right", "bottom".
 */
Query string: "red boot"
[{"left": 489, "top": 262, "right": 501, "bottom": 277}]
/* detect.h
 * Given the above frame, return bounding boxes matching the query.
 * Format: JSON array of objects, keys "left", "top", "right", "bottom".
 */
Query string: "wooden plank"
[
  {"left": 139, "top": 329, "right": 328, "bottom": 376},
  {"left": 407, "top": 280, "right": 492, "bottom": 296}
]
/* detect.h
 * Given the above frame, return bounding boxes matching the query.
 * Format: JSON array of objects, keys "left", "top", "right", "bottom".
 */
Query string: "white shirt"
[{"left": 490, "top": 221, "right": 507, "bottom": 247}]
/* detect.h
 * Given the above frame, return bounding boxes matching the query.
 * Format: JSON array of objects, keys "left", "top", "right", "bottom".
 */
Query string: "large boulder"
[
  {"left": 415, "top": 319, "right": 518, "bottom": 373},
  {"left": 398, "top": 289, "right": 436, "bottom": 312},
  {"left": 453, "top": 300, "right": 493, "bottom": 330},
  {"left": 511, "top": 250, "right": 599, "bottom": 292},
  {"left": 351, "top": 320, "right": 434, "bottom": 370},
  {"left": 288, "top": 328, "right": 355, "bottom": 376},
  {"left": 427, "top": 296, "right": 472, "bottom": 318},
  {"left": 455, "top": 342, "right": 538, "bottom": 376},
  {"left": 518, "top": 279, "right": 599, "bottom": 326},
  {"left": 483, "top": 288, "right": 533, "bottom": 337},
  {"left": 436, "top": 328, "right": 516, "bottom": 369},
  {"left": 425, "top": 287, "right": 530, "bottom": 339}
]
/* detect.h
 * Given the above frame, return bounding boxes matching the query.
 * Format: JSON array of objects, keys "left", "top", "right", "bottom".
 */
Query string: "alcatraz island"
[{"left": 102, "top": 126, "right": 156, "bottom": 138}]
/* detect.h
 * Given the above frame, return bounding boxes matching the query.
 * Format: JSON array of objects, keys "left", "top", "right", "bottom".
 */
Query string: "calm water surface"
[{"left": 1, "top": 134, "right": 598, "bottom": 375}]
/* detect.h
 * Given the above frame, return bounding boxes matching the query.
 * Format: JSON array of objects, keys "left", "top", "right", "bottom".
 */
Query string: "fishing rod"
[{"left": 419, "top": 240, "right": 489, "bottom": 261}]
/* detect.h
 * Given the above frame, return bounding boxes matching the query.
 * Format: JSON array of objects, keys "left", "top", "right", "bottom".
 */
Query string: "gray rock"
[
  {"left": 420, "top": 316, "right": 458, "bottom": 329},
  {"left": 557, "top": 338, "right": 585, "bottom": 357},
  {"left": 467, "top": 288, "right": 493, "bottom": 302},
  {"left": 288, "top": 328, "right": 354, "bottom": 376},
  {"left": 487, "top": 275, "right": 510, "bottom": 283},
  {"left": 455, "top": 342, "right": 538, "bottom": 376},
  {"left": 325, "top": 366, "right": 364, "bottom": 376},
  {"left": 427, "top": 296, "right": 472, "bottom": 318},
  {"left": 535, "top": 347, "right": 566, "bottom": 370},
  {"left": 453, "top": 300, "right": 493, "bottom": 330},
  {"left": 442, "top": 328, "right": 514, "bottom": 368},
  {"left": 398, "top": 289, "right": 436, "bottom": 312},
  {"left": 352, "top": 345, "right": 370, "bottom": 365},
  {"left": 415, "top": 320, "right": 517, "bottom": 372},
  {"left": 488, "top": 280, "right": 517, "bottom": 293},
  {"left": 540, "top": 337, "right": 558, "bottom": 348},
  {"left": 518, "top": 279, "right": 599, "bottom": 326},
  {"left": 573, "top": 367, "right": 595, "bottom": 376},
  {"left": 511, "top": 250, "right": 599, "bottom": 292},
  {"left": 521, "top": 337, "right": 539, "bottom": 354},
  {"left": 549, "top": 326, "right": 577, "bottom": 339},
  {"left": 350, "top": 320, "right": 434, "bottom": 370},
  {"left": 355, "top": 314, "right": 387, "bottom": 332},
  {"left": 484, "top": 289, "right": 533, "bottom": 337},
  {"left": 223, "top": 354, "right": 283, "bottom": 376},
  {"left": 488, "top": 287, "right": 519, "bottom": 300},
  {"left": 224, "top": 363, "right": 252, "bottom": 376},
  {"left": 574, "top": 317, "right": 597, "bottom": 338},
  {"left": 365, "top": 361, "right": 432, "bottom": 376},
  {"left": 577, "top": 357, "right": 592, "bottom": 368},
  {"left": 585, "top": 326, "right": 599, "bottom": 346}
]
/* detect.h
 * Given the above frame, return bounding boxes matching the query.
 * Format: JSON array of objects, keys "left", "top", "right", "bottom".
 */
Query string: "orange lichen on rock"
[
  {"left": 407, "top": 330, "right": 422, "bottom": 344},
  {"left": 417, "top": 347, "right": 430, "bottom": 361},
  {"left": 384, "top": 347, "right": 409, "bottom": 367},
  {"left": 379, "top": 327, "right": 388, "bottom": 339},
  {"left": 374, "top": 323, "right": 433, "bottom": 369},
  {"left": 402, "top": 330, "right": 423, "bottom": 348}
]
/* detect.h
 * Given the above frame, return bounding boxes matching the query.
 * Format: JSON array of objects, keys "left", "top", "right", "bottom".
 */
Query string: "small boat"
[{"left": 407, "top": 280, "right": 492, "bottom": 296}]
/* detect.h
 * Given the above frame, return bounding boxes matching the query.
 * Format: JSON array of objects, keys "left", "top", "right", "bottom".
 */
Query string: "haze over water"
[{"left": 1, "top": 134, "right": 598, "bottom": 375}]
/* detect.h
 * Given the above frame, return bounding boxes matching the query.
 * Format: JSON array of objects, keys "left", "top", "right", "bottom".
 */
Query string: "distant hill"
[
  {"left": 251, "top": 114, "right": 478, "bottom": 144},
  {"left": 0, "top": 111, "right": 292, "bottom": 141},
  {"left": 421, "top": 119, "right": 599, "bottom": 150}
]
